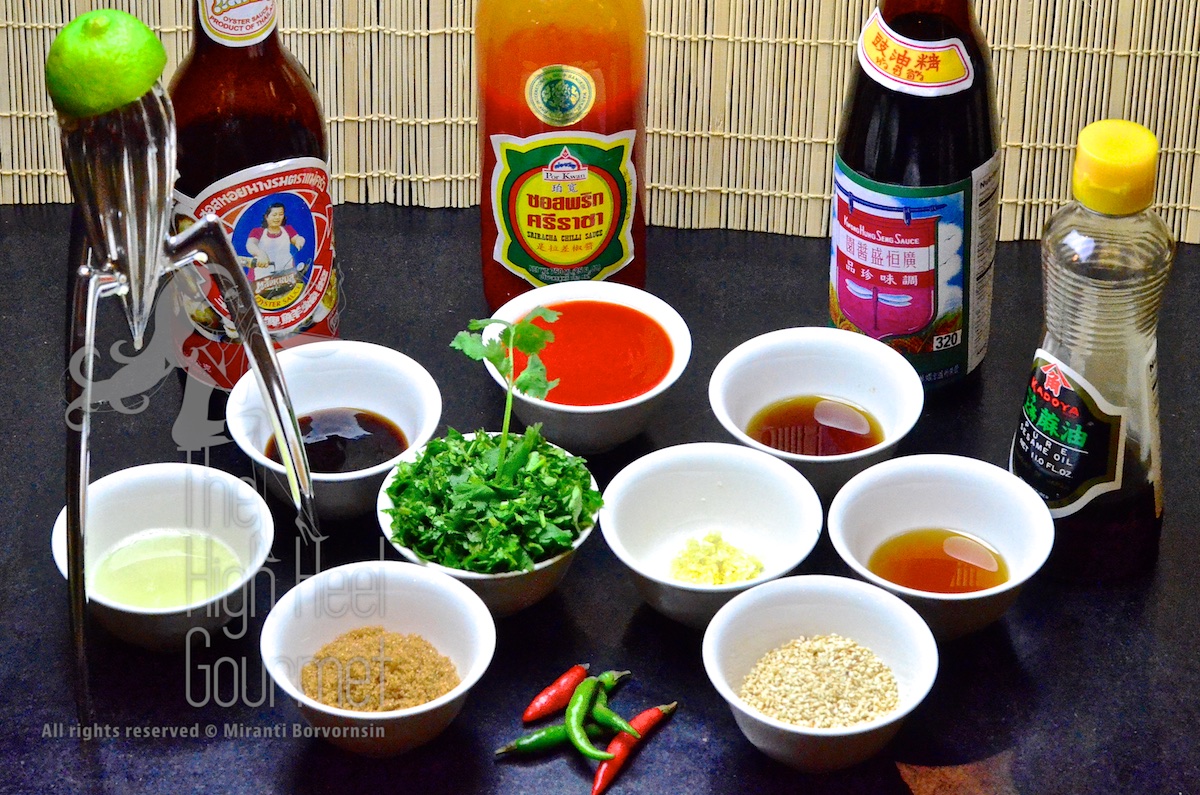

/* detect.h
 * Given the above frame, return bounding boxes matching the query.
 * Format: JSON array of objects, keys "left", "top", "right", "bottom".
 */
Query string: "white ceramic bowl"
[
  {"left": 260, "top": 560, "right": 496, "bottom": 757},
  {"left": 485, "top": 280, "right": 692, "bottom": 454},
  {"left": 600, "top": 442, "right": 823, "bottom": 629},
  {"left": 828, "top": 454, "right": 1055, "bottom": 640},
  {"left": 228, "top": 339, "right": 442, "bottom": 520},
  {"left": 708, "top": 327, "right": 924, "bottom": 505},
  {"left": 51, "top": 462, "right": 274, "bottom": 651},
  {"left": 376, "top": 433, "right": 599, "bottom": 617},
  {"left": 702, "top": 575, "right": 938, "bottom": 772}
]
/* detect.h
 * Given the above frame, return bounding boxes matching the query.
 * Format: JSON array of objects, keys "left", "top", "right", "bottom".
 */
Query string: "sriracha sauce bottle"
[
  {"left": 830, "top": 0, "right": 1000, "bottom": 389},
  {"left": 168, "top": 0, "right": 342, "bottom": 392},
  {"left": 476, "top": 0, "right": 648, "bottom": 310}
]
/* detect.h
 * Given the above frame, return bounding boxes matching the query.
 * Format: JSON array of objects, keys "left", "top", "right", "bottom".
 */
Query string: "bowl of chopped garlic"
[
  {"left": 599, "top": 442, "right": 822, "bottom": 629},
  {"left": 260, "top": 560, "right": 496, "bottom": 757},
  {"left": 702, "top": 574, "right": 939, "bottom": 772}
]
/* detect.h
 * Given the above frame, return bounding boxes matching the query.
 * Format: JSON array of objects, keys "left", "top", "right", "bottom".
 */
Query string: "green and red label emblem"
[{"left": 489, "top": 130, "right": 636, "bottom": 285}]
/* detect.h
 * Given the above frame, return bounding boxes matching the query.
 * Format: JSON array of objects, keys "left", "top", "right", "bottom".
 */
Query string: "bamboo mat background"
[{"left": 2, "top": 0, "right": 1198, "bottom": 242}]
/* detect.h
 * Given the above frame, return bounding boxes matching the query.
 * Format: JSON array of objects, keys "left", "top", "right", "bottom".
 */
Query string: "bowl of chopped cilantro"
[
  {"left": 376, "top": 429, "right": 601, "bottom": 616},
  {"left": 375, "top": 310, "right": 603, "bottom": 616}
]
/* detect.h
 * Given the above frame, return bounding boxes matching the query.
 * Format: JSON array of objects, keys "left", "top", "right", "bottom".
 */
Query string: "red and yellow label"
[{"left": 857, "top": 9, "right": 974, "bottom": 96}]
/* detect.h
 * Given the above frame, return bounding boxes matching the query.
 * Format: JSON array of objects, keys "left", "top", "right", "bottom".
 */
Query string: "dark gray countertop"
[{"left": 1, "top": 204, "right": 1197, "bottom": 794}]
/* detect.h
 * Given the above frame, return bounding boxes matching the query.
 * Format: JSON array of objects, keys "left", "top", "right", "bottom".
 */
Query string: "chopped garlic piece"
[{"left": 670, "top": 531, "right": 763, "bottom": 585}]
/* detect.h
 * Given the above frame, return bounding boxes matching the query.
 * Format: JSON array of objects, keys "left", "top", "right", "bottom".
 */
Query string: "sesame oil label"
[
  {"left": 1009, "top": 350, "right": 1128, "bottom": 517},
  {"left": 199, "top": 0, "right": 277, "bottom": 47}
]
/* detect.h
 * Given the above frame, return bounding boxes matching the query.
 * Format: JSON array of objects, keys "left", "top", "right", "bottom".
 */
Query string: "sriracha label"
[
  {"left": 490, "top": 131, "right": 636, "bottom": 284},
  {"left": 171, "top": 156, "right": 341, "bottom": 389},
  {"left": 199, "top": 0, "right": 277, "bottom": 47}
]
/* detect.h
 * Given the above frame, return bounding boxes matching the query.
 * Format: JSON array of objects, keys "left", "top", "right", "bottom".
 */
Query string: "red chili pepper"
[
  {"left": 522, "top": 663, "right": 590, "bottom": 723},
  {"left": 591, "top": 702, "right": 677, "bottom": 795}
]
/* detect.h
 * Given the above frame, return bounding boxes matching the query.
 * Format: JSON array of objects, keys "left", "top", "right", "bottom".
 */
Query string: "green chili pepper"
[
  {"left": 566, "top": 676, "right": 614, "bottom": 761},
  {"left": 590, "top": 687, "right": 641, "bottom": 739},
  {"left": 495, "top": 722, "right": 607, "bottom": 757},
  {"left": 597, "top": 669, "right": 631, "bottom": 692}
]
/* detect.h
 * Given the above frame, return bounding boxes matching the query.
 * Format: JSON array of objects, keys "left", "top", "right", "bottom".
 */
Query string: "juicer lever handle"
[{"left": 166, "top": 216, "right": 320, "bottom": 540}]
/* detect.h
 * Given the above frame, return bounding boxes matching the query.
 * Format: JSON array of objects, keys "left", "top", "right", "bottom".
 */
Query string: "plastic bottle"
[
  {"left": 830, "top": 0, "right": 1000, "bottom": 389},
  {"left": 1009, "top": 119, "right": 1174, "bottom": 583},
  {"left": 476, "top": 0, "right": 647, "bottom": 311},
  {"left": 168, "top": 0, "right": 341, "bottom": 391}
]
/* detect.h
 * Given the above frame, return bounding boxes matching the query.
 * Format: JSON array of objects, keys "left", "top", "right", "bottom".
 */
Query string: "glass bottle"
[
  {"left": 476, "top": 0, "right": 647, "bottom": 311},
  {"left": 1009, "top": 119, "right": 1174, "bottom": 583},
  {"left": 167, "top": 0, "right": 341, "bottom": 392},
  {"left": 830, "top": 0, "right": 1000, "bottom": 389}
]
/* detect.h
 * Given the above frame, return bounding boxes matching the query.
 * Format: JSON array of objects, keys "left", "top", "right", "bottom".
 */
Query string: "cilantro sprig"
[
  {"left": 384, "top": 308, "right": 603, "bottom": 574},
  {"left": 449, "top": 307, "right": 560, "bottom": 481}
]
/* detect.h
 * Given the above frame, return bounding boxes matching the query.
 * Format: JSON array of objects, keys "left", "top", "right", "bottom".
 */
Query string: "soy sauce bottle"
[
  {"left": 831, "top": 0, "right": 1000, "bottom": 389},
  {"left": 476, "top": 0, "right": 648, "bottom": 311},
  {"left": 168, "top": 0, "right": 342, "bottom": 392},
  {"left": 1010, "top": 120, "right": 1174, "bottom": 583}
]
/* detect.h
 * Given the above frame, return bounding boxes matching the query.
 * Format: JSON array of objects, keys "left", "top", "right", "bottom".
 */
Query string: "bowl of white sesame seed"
[{"left": 701, "top": 574, "right": 938, "bottom": 772}]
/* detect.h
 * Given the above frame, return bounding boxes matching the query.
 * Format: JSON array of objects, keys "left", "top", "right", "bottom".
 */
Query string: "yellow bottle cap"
[{"left": 1072, "top": 119, "right": 1159, "bottom": 215}]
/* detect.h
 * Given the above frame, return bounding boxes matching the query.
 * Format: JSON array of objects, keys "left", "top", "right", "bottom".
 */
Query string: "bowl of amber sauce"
[
  {"left": 228, "top": 339, "right": 442, "bottom": 520},
  {"left": 600, "top": 442, "right": 822, "bottom": 629},
  {"left": 485, "top": 280, "right": 692, "bottom": 454},
  {"left": 708, "top": 327, "right": 924, "bottom": 505},
  {"left": 828, "top": 454, "right": 1055, "bottom": 639}
]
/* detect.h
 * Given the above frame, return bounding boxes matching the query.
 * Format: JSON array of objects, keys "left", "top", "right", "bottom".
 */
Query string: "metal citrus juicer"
[{"left": 57, "top": 83, "right": 316, "bottom": 718}]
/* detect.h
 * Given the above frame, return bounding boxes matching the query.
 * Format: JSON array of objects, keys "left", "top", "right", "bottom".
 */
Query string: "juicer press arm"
[{"left": 165, "top": 216, "right": 320, "bottom": 540}]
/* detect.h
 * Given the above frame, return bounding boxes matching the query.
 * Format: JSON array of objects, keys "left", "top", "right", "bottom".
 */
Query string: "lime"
[{"left": 45, "top": 9, "right": 167, "bottom": 118}]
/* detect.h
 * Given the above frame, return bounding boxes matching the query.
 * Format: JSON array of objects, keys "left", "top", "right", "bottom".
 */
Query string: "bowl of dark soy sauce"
[{"left": 228, "top": 340, "right": 442, "bottom": 520}]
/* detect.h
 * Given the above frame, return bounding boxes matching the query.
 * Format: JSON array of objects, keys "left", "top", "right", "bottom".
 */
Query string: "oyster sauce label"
[
  {"left": 1009, "top": 349, "right": 1128, "bottom": 518},
  {"left": 199, "top": 0, "right": 277, "bottom": 48},
  {"left": 171, "top": 156, "right": 341, "bottom": 389},
  {"left": 829, "top": 151, "right": 1000, "bottom": 386}
]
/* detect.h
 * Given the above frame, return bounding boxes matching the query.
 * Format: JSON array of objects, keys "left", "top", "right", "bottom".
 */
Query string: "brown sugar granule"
[
  {"left": 738, "top": 633, "right": 899, "bottom": 728},
  {"left": 301, "top": 626, "right": 460, "bottom": 712}
]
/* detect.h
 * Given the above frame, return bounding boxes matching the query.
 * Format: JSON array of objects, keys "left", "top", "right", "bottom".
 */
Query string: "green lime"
[{"left": 45, "top": 9, "right": 167, "bottom": 118}]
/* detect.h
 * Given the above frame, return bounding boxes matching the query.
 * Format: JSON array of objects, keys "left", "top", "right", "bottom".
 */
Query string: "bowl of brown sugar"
[
  {"left": 702, "top": 574, "right": 938, "bottom": 772},
  {"left": 260, "top": 560, "right": 496, "bottom": 756}
]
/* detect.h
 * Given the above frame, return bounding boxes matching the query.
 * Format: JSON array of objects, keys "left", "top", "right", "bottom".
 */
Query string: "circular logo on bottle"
[{"left": 525, "top": 65, "right": 596, "bottom": 127}]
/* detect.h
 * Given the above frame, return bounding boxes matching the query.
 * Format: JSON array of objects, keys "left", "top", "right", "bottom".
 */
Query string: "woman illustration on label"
[
  {"left": 834, "top": 185, "right": 944, "bottom": 339},
  {"left": 246, "top": 202, "right": 306, "bottom": 282}
]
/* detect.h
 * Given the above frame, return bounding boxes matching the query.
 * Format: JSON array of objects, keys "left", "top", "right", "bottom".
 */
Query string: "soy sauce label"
[
  {"left": 171, "top": 156, "right": 341, "bottom": 389},
  {"left": 1009, "top": 350, "right": 1128, "bottom": 517},
  {"left": 199, "top": 0, "right": 276, "bottom": 47},
  {"left": 490, "top": 131, "right": 636, "bottom": 284},
  {"left": 857, "top": 8, "right": 974, "bottom": 97},
  {"left": 525, "top": 65, "right": 596, "bottom": 127},
  {"left": 829, "top": 152, "right": 1000, "bottom": 386}
]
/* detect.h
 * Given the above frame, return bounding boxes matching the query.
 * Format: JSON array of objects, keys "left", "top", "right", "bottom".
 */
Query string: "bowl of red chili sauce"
[{"left": 486, "top": 281, "right": 692, "bottom": 454}]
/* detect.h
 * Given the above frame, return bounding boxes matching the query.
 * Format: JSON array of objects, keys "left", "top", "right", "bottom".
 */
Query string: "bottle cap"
[{"left": 1071, "top": 119, "right": 1159, "bottom": 215}]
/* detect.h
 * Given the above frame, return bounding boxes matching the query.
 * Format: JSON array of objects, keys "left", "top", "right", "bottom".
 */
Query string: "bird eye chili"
[
  {"left": 592, "top": 702, "right": 678, "bottom": 795},
  {"left": 523, "top": 663, "right": 590, "bottom": 723},
  {"left": 566, "top": 676, "right": 615, "bottom": 761},
  {"left": 495, "top": 721, "right": 608, "bottom": 757},
  {"left": 596, "top": 669, "right": 630, "bottom": 692},
  {"left": 590, "top": 687, "right": 640, "bottom": 739}
]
